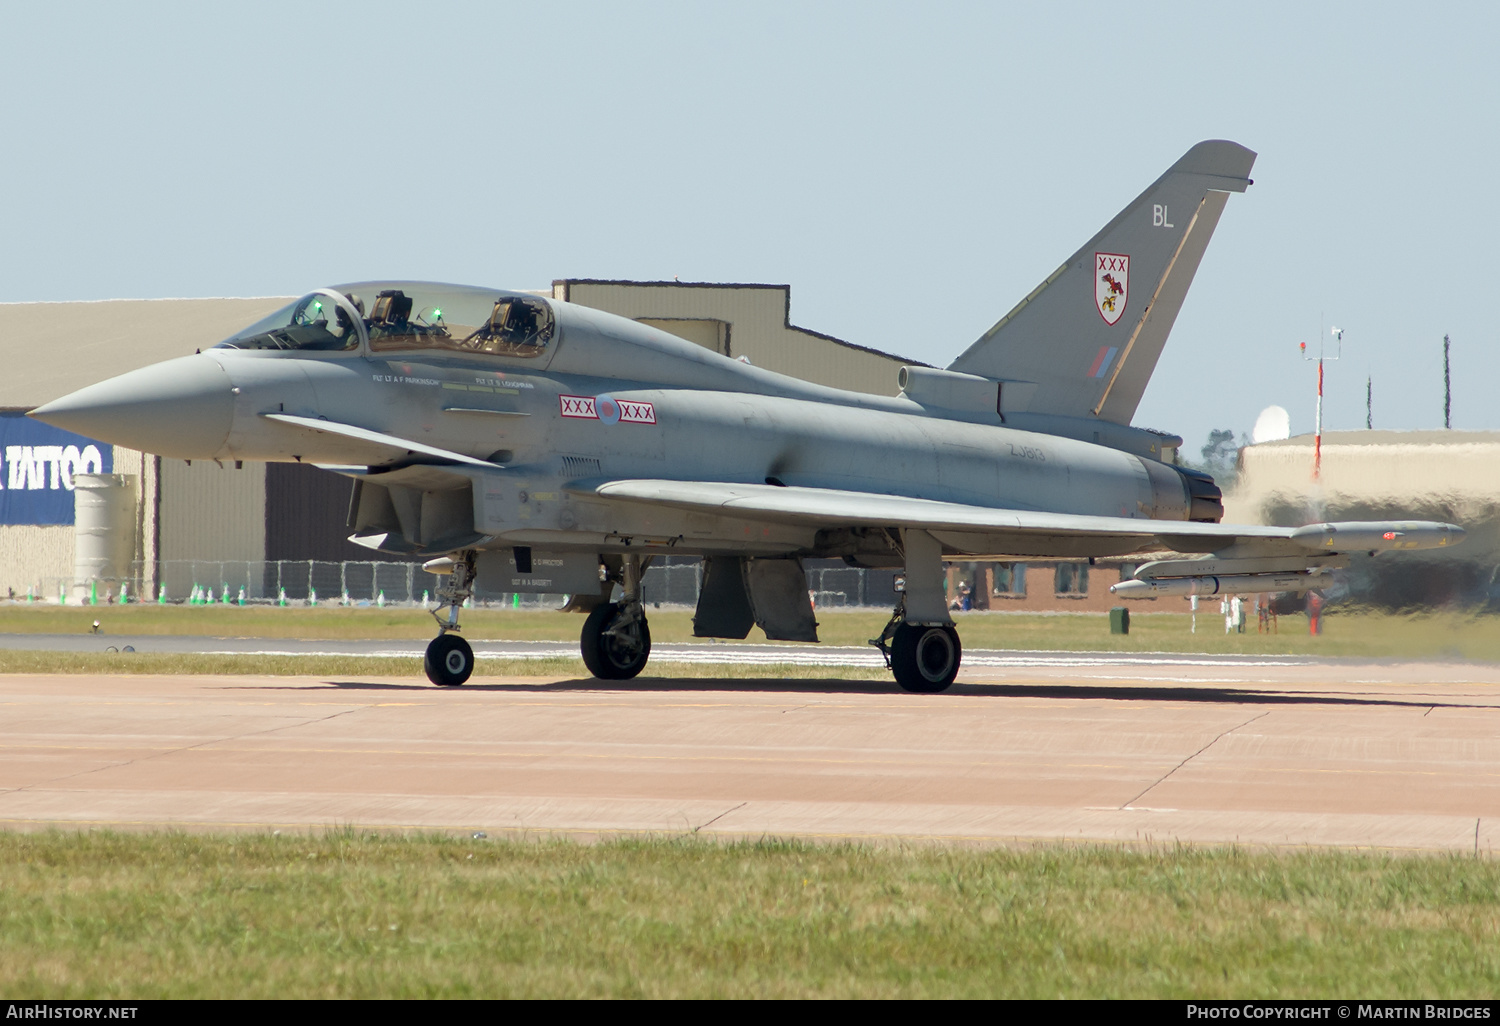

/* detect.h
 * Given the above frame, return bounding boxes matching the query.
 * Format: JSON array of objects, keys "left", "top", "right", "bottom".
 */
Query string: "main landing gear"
[
  {"left": 871, "top": 530, "right": 963, "bottom": 693},
  {"left": 872, "top": 603, "right": 963, "bottom": 693},
  {"left": 580, "top": 555, "right": 651, "bottom": 680},
  {"left": 424, "top": 550, "right": 476, "bottom": 687}
]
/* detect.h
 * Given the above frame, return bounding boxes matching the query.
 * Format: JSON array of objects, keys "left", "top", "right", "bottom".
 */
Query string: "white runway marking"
[{"left": 194, "top": 643, "right": 1320, "bottom": 670}]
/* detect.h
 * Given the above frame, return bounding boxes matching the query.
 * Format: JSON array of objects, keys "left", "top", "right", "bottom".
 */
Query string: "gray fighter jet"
[{"left": 31, "top": 140, "right": 1464, "bottom": 691}]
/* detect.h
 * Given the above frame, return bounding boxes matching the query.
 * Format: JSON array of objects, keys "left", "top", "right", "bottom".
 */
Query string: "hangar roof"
[
  {"left": 1253, "top": 430, "right": 1500, "bottom": 447},
  {"left": 555, "top": 279, "right": 921, "bottom": 396},
  {"left": 1227, "top": 429, "right": 1500, "bottom": 536}
]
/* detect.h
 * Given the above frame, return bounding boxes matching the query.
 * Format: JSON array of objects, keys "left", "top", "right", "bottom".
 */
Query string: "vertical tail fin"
[{"left": 948, "top": 140, "right": 1256, "bottom": 425}]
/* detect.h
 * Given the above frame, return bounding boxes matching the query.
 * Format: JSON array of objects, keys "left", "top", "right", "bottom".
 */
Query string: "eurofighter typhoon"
[{"left": 30, "top": 141, "right": 1464, "bottom": 690}]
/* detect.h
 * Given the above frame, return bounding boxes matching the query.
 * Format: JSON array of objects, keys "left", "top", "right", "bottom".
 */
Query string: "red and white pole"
[
  {"left": 1314, "top": 358, "right": 1323, "bottom": 482},
  {"left": 1302, "top": 327, "right": 1341, "bottom": 484}
]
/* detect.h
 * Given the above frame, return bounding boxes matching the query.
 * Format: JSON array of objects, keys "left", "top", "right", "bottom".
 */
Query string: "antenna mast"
[
  {"left": 1301, "top": 324, "right": 1344, "bottom": 482},
  {"left": 1444, "top": 334, "right": 1452, "bottom": 429}
]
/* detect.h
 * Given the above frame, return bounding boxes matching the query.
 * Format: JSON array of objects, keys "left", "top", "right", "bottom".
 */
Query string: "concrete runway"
[{"left": 4, "top": 652, "right": 1500, "bottom": 852}]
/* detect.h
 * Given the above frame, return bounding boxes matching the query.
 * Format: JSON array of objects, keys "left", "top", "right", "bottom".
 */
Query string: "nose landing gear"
[
  {"left": 424, "top": 550, "right": 477, "bottom": 687},
  {"left": 580, "top": 555, "right": 651, "bottom": 680},
  {"left": 425, "top": 632, "right": 474, "bottom": 687}
]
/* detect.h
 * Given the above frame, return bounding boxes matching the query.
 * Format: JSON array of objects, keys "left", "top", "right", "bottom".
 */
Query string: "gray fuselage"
[{"left": 31, "top": 290, "right": 1204, "bottom": 563}]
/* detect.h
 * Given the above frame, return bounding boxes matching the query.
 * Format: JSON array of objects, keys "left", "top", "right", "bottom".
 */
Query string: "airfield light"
[{"left": 433, "top": 308, "right": 442, "bottom": 318}]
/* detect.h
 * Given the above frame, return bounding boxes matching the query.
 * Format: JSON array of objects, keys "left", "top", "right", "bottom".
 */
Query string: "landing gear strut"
[
  {"left": 872, "top": 601, "right": 963, "bottom": 694},
  {"left": 869, "top": 529, "right": 963, "bottom": 693},
  {"left": 580, "top": 555, "right": 651, "bottom": 680},
  {"left": 424, "top": 550, "right": 476, "bottom": 687}
]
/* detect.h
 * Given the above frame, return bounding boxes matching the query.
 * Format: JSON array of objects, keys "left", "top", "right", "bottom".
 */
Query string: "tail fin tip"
[
  {"left": 947, "top": 139, "right": 1258, "bottom": 426},
  {"left": 1171, "top": 139, "right": 1257, "bottom": 188}
]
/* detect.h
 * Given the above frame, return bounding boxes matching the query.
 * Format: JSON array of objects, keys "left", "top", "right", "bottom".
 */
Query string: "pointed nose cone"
[{"left": 29, "top": 354, "right": 234, "bottom": 459}]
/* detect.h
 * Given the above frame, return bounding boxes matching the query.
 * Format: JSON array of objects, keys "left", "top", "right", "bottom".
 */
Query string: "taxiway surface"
[{"left": 4, "top": 652, "right": 1500, "bottom": 852}]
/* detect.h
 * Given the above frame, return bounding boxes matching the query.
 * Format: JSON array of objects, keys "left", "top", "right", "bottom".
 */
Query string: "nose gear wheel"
[
  {"left": 424, "top": 549, "right": 477, "bottom": 687},
  {"left": 425, "top": 632, "right": 474, "bottom": 687}
]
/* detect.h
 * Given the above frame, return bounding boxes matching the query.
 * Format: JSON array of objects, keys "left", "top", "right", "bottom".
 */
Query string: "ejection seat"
[{"left": 370, "top": 289, "right": 414, "bottom": 329}]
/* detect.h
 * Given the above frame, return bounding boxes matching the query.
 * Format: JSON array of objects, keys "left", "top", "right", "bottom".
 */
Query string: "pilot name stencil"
[
  {"left": 373, "top": 373, "right": 439, "bottom": 386},
  {"left": 472, "top": 375, "right": 534, "bottom": 390}
]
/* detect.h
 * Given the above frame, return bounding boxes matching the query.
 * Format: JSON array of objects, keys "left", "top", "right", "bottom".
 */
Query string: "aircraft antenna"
[{"left": 1443, "top": 334, "right": 1452, "bottom": 430}]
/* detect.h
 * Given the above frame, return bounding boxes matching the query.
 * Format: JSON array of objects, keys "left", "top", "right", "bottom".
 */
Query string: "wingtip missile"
[{"left": 1290, "top": 522, "right": 1466, "bottom": 553}]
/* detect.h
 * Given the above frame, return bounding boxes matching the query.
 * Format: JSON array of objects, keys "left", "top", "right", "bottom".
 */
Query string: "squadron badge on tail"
[{"left": 1095, "top": 253, "right": 1129, "bottom": 326}]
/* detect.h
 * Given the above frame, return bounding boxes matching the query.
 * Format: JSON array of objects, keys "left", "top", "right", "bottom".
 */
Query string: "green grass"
[
  {"left": 7, "top": 604, "right": 1500, "bottom": 661},
  {"left": 941, "top": 607, "right": 1500, "bottom": 661},
  {"left": 0, "top": 649, "right": 571, "bottom": 678},
  {"left": 4, "top": 832, "right": 1500, "bottom": 998},
  {"left": 0, "top": 604, "right": 583, "bottom": 641}
]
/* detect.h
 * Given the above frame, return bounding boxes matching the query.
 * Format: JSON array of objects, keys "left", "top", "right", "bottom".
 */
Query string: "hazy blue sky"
[{"left": 2, "top": 2, "right": 1493, "bottom": 453}]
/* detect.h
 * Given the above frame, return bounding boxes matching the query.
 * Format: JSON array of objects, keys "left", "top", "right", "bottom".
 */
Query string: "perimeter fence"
[{"left": 29, "top": 557, "right": 898, "bottom": 609}]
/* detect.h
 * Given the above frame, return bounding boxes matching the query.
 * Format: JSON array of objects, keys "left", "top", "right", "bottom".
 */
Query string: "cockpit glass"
[
  {"left": 213, "top": 282, "right": 557, "bottom": 359},
  {"left": 350, "top": 282, "right": 555, "bottom": 358},
  {"left": 214, "top": 292, "right": 363, "bottom": 352}
]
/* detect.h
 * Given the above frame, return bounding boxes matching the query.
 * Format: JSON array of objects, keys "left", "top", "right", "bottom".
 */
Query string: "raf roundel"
[
  {"left": 595, "top": 394, "right": 621, "bottom": 425},
  {"left": 593, "top": 394, "right": 656, "bottom": 425}
]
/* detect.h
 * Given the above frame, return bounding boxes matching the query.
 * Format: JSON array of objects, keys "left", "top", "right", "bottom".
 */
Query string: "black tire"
[
  {"left": 580, "top": 602, "right": 651, "bottom": 680},
  {"left": 424, "top": 633, "right": 474, "bottom": 687},
  {"left": 890, "top": 623, "right": 961, "bottom": 693}
]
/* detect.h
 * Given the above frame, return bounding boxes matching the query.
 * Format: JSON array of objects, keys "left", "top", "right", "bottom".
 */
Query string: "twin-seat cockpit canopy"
[{"left": 215, "top": 282, "right": 555, "bottom": 359}]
